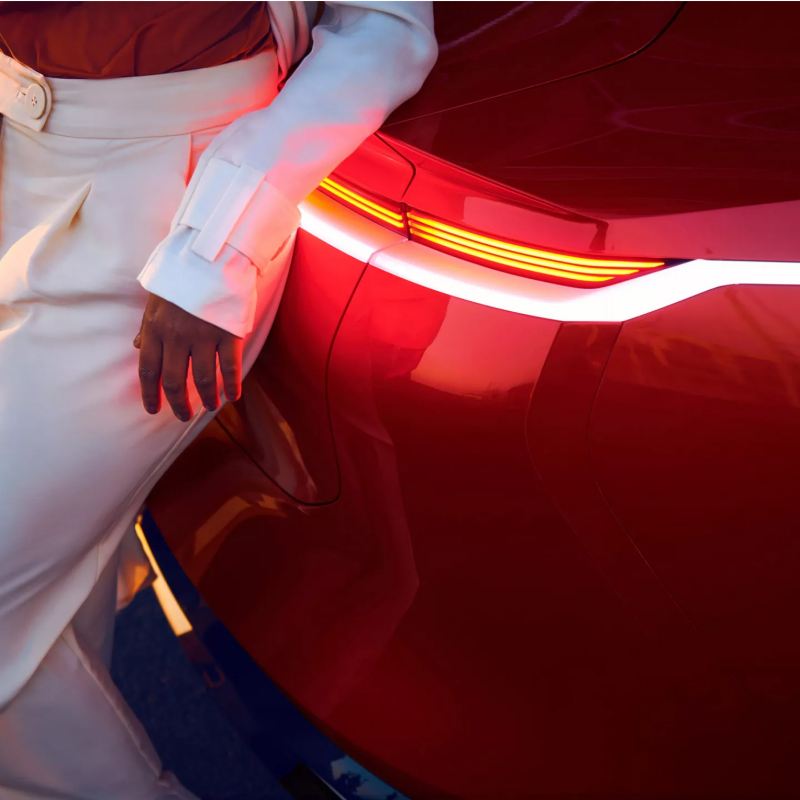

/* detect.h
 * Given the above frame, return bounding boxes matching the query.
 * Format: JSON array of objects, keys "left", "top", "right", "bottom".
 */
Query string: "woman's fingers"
[
  {"left": 138, "top": 332, "right": 163, "bottom": 415},
  {"left": 218, "top": 335, "right": 243, "bottom": 403},
  {"left": 136, "top": 293, "right": 243, "bottom": 421},
  {"left": 133, "top": 317, "right": 144, "bottom": 350},
  {"left": 161, "top": 343, "right": 192, "bottom": 422},
  {"left": 191, "top": 342, "right": 219, "bottom": 411}
]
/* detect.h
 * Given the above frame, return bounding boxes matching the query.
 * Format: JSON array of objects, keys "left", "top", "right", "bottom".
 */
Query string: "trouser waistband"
[{"left": 0, "top": 50, "right": 279, "bottom": 138}]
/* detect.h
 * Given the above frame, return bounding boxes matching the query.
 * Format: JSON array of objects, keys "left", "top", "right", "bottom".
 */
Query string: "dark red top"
[{"left": 0, "top": 1, "right": 273, "bottom": 78}]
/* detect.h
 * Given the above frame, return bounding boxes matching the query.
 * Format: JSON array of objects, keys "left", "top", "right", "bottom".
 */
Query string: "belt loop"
[{"left": 0, "top": 53, "right": 53, "bottom": 131}]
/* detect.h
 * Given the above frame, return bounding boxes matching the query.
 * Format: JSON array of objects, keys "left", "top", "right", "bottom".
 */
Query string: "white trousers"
[{"left": 0, "top": 52, "right": 289, "bottom": 797}]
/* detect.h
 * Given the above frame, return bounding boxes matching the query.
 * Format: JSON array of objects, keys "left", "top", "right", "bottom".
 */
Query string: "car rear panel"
[
  {"left": 146, "top": 196, "right": 800, "bottom": 796},
  {"left": 146, "top": 2, "right": 800, "bottom": 797},
  {"left": 149, "top": 268, "right": 800, "bottom": 798}
]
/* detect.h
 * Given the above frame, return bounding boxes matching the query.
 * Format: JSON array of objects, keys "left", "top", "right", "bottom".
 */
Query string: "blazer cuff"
[
  {"left": 137, "top": 157, "right": 301, "bottom": 337},
  {"left": 137, "top": 227, "right": 258, "bottom": 337}
]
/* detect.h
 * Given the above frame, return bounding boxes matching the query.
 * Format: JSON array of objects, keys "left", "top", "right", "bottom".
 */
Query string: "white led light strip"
[{"left": 299, "top": 192, "right": 800, "bottom": 322}]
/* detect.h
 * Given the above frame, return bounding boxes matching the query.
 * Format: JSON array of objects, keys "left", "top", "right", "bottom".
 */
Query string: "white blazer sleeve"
[{"left": 136, "top": 1, "right": 438, "bottom": 337}]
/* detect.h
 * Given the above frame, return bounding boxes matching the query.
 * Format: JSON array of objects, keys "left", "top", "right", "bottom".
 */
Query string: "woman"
[{"left": 0, "top": 3, "right": 436, "bottom": 797}]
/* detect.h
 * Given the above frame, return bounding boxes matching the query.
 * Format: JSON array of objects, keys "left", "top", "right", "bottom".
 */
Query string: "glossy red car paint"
[
  {"left": 386, "top": 1, "right": 800, "bottom": 261},
  {"left": 147, "top": 3, "right": 800, "bottom": 797}
]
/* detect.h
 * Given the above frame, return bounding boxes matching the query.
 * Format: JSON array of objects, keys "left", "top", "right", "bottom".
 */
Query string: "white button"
[{"left": 24, "top": 84, "right": 46, "bottom": 120}]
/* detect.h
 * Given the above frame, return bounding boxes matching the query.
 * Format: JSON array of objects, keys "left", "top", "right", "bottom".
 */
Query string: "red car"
[{"left": 141, "top": 3, "right": 800, "bottom": 798}]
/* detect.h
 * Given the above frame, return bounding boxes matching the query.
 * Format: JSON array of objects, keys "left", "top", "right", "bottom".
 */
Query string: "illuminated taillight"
[
  {"left": 406, "top": 211, "right": 666, "bottom": 286},
  {"left": 316, "top": 176, "right": 669, "bottom": 286},
  {"left": 319, "top": 177, "right": 405, "bottom": 230}
]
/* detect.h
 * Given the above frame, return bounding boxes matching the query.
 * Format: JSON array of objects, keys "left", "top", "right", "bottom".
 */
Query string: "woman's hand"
[{"left": 134, "top": 293, "right": 243, "bottom": 422}]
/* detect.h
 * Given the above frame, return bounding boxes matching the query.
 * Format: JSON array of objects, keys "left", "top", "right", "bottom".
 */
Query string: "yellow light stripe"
[
  {"left": 320, "top": 177, "right": 404, "bottom": 219},
  {"left": 321, "top": 177, "right": 404, "bottom": 218},
  {"left": 413, "top": 230, "right": 617, "bottom": 283},
  {"left": 407, "top": 211, "right": 663, "bottom": 269},
  {"left": 320, "top": 178, "right": 405, "bottom": 228},
  {"left": 134, "top": 519, "right": 193, "bottom": 637},
  {"left": 319, "top": 185, "right": 405, "bottom": 229},
  {"left": 409, "top": 221, "right": 638, "bottom": 276},
  {"left": 319, "top": 181, "right": 401, "bottom": 223}
]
